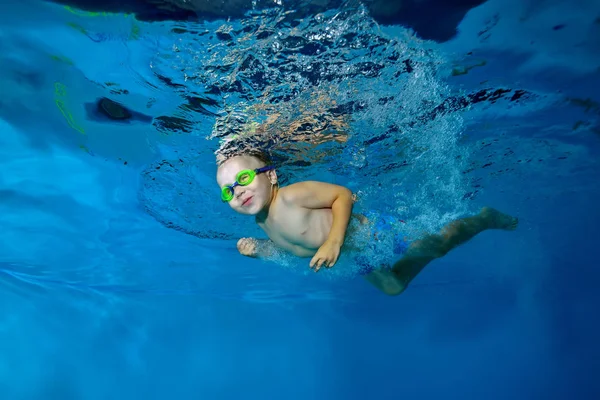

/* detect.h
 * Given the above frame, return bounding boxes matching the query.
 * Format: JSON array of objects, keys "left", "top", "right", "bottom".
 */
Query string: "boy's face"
[{"left": 216, "top": 155, "right": 277, "bottom": 215}]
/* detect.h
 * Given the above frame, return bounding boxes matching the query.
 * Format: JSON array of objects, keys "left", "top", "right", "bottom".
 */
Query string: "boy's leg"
[{"left": 365, "top": 207, "right": 518, "bottom": 296}]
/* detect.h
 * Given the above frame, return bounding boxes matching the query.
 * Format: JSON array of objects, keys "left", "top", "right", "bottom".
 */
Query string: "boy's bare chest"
[{"left": 260, "top": 205, "right": 332, "bottom": 253}]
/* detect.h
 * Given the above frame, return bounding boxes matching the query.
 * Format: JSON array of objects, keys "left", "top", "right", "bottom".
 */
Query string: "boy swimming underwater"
[{"left": 216, "top": 153, "right": 518, "bottom": 295}]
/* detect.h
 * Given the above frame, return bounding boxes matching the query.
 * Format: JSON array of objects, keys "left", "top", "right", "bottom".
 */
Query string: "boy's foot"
[{"left": 480, "top": 207, "right": 519, "bottom": 231}]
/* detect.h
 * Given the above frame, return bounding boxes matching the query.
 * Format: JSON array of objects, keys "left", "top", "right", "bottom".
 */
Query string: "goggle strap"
[{"left": 255, "top": 165, "right": 274, "bottom": 173}]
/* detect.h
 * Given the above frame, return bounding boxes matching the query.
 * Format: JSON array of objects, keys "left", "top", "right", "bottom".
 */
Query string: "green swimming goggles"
[{"left": 221, "top": 166, "right": 274, "bottom": 202}]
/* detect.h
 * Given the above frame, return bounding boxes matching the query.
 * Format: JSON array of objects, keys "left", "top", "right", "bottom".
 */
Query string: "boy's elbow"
[
  {"left": 340, "top": 187, "right": 353, "bottom": 201},
  {"left": 344, "top": 188, "right": 356, "bottom": 205},
  {"left": 333, "top": 187, "right": 354, "bottom": 209}
]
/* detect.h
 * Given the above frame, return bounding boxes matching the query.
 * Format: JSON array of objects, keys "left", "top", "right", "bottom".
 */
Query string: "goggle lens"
[
  {"left": 221, "top": 187, "right": 234, "bottom": 202},
  {"left": 236, "top": 170, "right": 254, "bottom": 185}
]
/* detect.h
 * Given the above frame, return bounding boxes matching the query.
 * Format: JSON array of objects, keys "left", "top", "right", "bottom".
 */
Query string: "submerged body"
[
  {"left": 217, "top": 155, "right": 518, "bottom": 295},
  {"left": 257, "top": 189, "right": 337, "bottom": 258}
]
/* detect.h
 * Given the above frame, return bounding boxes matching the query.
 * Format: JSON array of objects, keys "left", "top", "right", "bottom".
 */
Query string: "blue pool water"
[{"left": 1, "top": 0, "right": 600, "bottom": 398}]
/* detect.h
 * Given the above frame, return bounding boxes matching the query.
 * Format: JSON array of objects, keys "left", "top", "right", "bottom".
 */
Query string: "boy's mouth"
[{"left": 242, "top": 196, "right": 253, "bottom": 206}]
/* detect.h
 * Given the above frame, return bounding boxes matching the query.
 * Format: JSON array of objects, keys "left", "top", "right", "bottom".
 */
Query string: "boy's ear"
[{"left": 267, "top": 169, "right": 278, "bottom": 185}]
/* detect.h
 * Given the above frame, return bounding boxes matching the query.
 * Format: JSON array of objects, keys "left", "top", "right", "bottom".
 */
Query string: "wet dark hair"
[
  {"left": 246, "top": 149, "right": 272, "bottom": 166},
  {"left": 217, "top": 149, "right": 273, "bottom": 167}
]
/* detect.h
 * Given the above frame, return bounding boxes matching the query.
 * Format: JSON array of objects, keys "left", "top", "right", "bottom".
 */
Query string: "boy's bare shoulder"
[
  {"left": 277, "top": 181, "right": 310, "bottom": 205},
  {"left": 278, "top": 181, "right": 351, "bottom": 205}
]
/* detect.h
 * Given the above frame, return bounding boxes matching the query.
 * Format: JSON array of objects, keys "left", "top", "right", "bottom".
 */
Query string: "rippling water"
[
  {"left": 1, "top": 0, "right": 600, "bottom": 398},
  {"left": 141, "top": 3, "right": 475, "bottom": 247}
]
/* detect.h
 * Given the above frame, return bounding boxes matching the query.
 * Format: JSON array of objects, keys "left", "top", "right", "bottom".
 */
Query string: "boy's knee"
[
  {"left": 434, "top": 244, "right": 450, "bottom": 258},
  {"left": 380, "top": 279, "right": 407, "bottom": 296},
  {"left": 382, "top": 286, "right": 406, "bottom": 296}
]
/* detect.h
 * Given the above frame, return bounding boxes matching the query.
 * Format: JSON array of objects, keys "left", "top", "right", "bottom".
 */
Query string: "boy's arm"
[
  {"left": 238, "top": 238, "right": 295, "bottom": 266},
  {"left": 281, "top": 181, "right": 354, "bottom": 270}
]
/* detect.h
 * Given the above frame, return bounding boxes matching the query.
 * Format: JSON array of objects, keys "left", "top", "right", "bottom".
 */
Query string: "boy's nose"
[{"left": 235, "top": 187, "right": 246, "bottom": 199}]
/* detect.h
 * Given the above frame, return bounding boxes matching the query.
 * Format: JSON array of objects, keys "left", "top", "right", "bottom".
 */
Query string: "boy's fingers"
[
  {"left": 312, "top": 258, "right": 322, "bottom": 271},
  {"left": 327, "top": 255, "right": 339, "bottom": 267},
  {"left": 310, "top": 254, "right": 322, "bottom": 268},
  {"left": 318, "top": 258, "right": 326, "bottom": 270}
]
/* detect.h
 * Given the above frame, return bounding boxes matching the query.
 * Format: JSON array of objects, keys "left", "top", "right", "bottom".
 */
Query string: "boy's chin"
[{"left": 235, "top": 203, "right": 263, "bottom": 215}]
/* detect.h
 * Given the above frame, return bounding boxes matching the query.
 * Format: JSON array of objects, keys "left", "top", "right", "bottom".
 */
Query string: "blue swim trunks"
[{"left": 355, "top": 213, "right": 410, "bottom": 275}]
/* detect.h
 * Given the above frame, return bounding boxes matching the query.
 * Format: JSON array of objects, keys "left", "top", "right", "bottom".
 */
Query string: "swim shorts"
[{"left": 355, "top": 213, "right": 410, "bottom": 275}]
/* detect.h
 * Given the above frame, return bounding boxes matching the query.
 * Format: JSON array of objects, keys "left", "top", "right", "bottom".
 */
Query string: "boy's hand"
[
  {"left": 237, "top": 238, "right": 258, "bottom": 257},
  {"left": 310, "top": 239, "right": 341, "bottom": 272}
]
